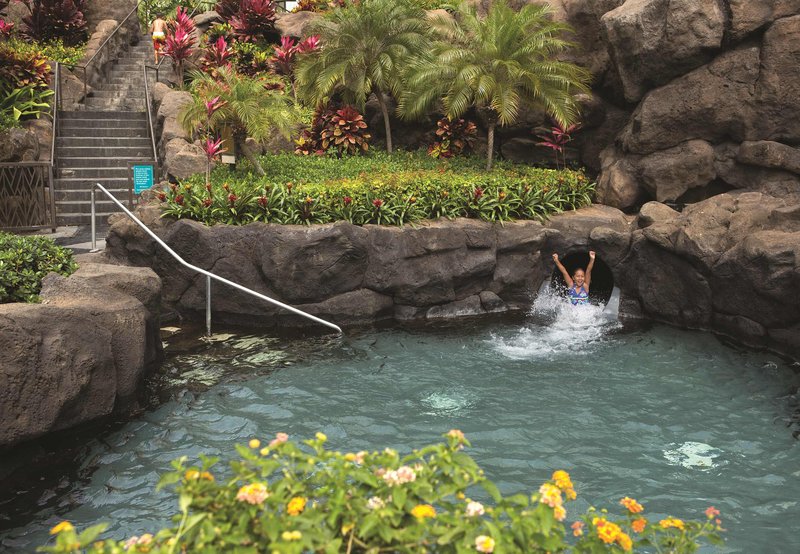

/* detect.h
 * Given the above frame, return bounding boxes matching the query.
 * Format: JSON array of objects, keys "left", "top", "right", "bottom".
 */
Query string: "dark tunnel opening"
[{"left": 550, "top": 252, "right": 614, "bottom": 306}]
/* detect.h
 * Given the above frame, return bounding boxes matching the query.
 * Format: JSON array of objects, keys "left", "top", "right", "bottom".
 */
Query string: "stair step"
[
  {"left": 58, "top": 145, "right": 154, "bottom": 157},
  {"left": 56, "top": 212, "right": 124, "bottom": 226},
  {"left": 54, "top": 188, "right": 136, "bottom": 203},
  {"left": 59, "top": 126, "right": 149, "bottom": 138},
  {"left": 58, "top": 156, "right": 154, "bottom": 168},
  {"left": 57, "top": 137, "right": 152, "bottom": 147},
  {"left": 82, "top": 100, "right": 146, "bottom": 110},
  {"left": 60, "top": 111, "right": 146, "bottom": 120},
  {"left": 56, "top": 199, "right": 135, "bottom": 212},
  {"left": 57, "top": 167, "right": 133, "bottom": 178},
  {"left": 89, "top": 90, "right": 146, "bottom": 99},
  {"left": 92, "top": 83, "right": 147, "bottom": 92}
]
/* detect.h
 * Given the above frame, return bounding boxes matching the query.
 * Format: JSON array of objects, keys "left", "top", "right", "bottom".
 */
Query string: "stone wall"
[
  {"left": 107, "top": 194, "right": 799, "bottom": 359},
  {"left": 0, "top": 260, "right": 163, "bottom": 448}
]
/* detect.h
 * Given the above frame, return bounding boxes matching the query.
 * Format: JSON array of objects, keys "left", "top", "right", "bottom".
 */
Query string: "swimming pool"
[{"left": 3, "top": 298, "right": 799, "bottom": 552}]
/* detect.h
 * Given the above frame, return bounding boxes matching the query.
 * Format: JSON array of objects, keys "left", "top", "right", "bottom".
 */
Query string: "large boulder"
[
  {"left": 601, "top": 0, "right": 725, "bottom": 103},
  {"left": 164, "top": 138, "right": 206, "bottom": 180},
  {"left": 0, "top": 128, "right": 40, "bottom": 162},
  {"left": 275, "top": 11, "right": 321, "bottom": 38},
  {"left": 737, "top": 141, "right": 800, "bottom": 175},
  {"left": 638, "top": 140, "right": 716, "bottom": 202},
  {"left": 0, "top": 262, "right": 162, "bottom": 448},
  {"left": 594, "top": 146, "right": 644, "bottom": 210},
  {"left": 728, "top": 0, "right": 800, "bottom": 41}
]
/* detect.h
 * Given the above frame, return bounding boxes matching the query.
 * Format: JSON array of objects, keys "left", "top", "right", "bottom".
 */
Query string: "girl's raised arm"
[
  {"left": 552, "top": 253, "right": 573, "bottom": 288},
  {"left": 585, "top": 251, "right": 596, "bottom": 290}
]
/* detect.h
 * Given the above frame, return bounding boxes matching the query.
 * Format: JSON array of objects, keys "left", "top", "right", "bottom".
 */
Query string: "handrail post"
[
  {"left": 206, "top": 275, "right": 212, "bottom": 336},
  {"left": 90, "top": 186, "right": 97, "bottom": 251}
]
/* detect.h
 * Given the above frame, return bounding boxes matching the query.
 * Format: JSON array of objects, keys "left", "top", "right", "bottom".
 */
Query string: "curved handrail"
[
  {"left": 73, "top": 2, "right": 141, "bottom": 100},
  {"left": 142, "top": 64, "right": 159, "bottom": 174},
  {"left": 90, "top": 183, "right": 344, "bottom": 336},
  {"left": 50, "top": 62, "right": 60, "bottom": 168}
]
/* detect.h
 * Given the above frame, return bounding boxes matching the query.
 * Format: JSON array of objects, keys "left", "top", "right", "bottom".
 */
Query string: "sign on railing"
[{"left": 0, "top": 162, "right": 57, "bottom": 232}]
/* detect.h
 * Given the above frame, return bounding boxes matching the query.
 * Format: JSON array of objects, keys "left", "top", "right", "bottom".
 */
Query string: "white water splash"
[
  {"left": 492, "top": 285, "right": 619, "bottom": 360},
  {"left": 663, "top": 442, "right": 725, "bottom": 470}
]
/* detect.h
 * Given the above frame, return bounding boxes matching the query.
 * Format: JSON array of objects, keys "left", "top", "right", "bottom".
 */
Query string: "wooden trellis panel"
[{"left": 0, "top": 162, "right": 56, "bottom": 232}]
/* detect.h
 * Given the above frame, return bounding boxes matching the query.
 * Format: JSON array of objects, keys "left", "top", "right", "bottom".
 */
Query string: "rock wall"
[
  {"left": 107, "top": 194, "right": 799, "bottom": 359},
  {"left": 0, "top": 261, "right": 163, "bottom": 448},
  {"left": 545, "top": 0, "right": 800, "bottom": 209}
]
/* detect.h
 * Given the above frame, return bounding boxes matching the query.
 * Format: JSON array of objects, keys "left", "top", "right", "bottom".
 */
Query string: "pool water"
[{"left": 3, "top": 297, "right": 800, "bottom": 553}]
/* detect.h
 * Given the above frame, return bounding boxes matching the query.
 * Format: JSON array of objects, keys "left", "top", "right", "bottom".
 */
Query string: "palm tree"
[
  {"left": 400, "top": 0, "right": 591, "bottom": 170},
  {"left": 295, "top": 0, "right": 429, "bottom": 154},
  {"left": 179, "top": 67, "right": 298, "bottom": 176}
]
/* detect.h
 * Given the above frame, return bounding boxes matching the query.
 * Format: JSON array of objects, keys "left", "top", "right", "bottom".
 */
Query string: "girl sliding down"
[{"left": 552, "top": 251, "right": 595, "bottom": 305}]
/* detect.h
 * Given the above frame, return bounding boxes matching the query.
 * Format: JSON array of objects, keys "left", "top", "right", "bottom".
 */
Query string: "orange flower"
[
  {"left": 571, "top": 521, "right": 584, "bottom": 537},
  {"left": 620, "top": 496, "right": 644, "bottom": 514},
  {"left": 287, "top": 496, "right": 307, "bottom": 516},
  {"left": 617, "top": 532, "right": 633, "bottom": 552},
  {"left": 705, "top": 506, "right": 720, "bottom": 519},
  {"left": 632, "top": 518, "right": 647, "bottom": 533}
]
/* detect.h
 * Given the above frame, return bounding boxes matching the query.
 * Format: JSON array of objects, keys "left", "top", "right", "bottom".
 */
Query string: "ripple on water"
[{"left": 3, "top": 319, "right": 800, "bottom": 553}]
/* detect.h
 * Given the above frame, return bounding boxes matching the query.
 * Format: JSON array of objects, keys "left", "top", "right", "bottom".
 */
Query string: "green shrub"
[
  {"left": 157, "top": 151, "right": 595, "bottom": 226},
  {"left": 0, "top": 232, "right": 77, "bottom": 303},
  {"left": 39, "top": 432, "right": 725, "bottom": 553}
]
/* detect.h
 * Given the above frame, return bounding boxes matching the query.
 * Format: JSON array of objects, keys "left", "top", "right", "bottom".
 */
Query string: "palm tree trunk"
[
  {"left": 486, "top": 120, "right": 495, "bottom": 171},
  {"left": 375, "top": 90, "right": 393, "bottom": 154},
  {"left": 235, "top": 133, "right": 265, "bottom": 177}
]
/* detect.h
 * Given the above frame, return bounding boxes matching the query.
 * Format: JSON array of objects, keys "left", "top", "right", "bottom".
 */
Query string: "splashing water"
[{"left": 492, "top": 283, "right": 620, "bottom": 360}]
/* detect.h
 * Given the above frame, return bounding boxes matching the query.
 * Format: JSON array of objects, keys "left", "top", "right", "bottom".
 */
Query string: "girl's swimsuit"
[{"left": 569, "top": 284, "right": 589, "bottom": 305}]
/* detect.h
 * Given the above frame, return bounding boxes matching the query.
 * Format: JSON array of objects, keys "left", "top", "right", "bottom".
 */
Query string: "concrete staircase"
[{"left": 54, "top": 40, "right": 157, "bottom": 226}]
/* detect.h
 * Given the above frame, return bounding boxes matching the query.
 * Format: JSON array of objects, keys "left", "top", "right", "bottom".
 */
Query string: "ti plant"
[
  {"left": 535, "top": 121, "right": 580, "bottom": 170},
  {"left": 163, "top": 6, "right": 197, "bottom": 85},
  {"left": 428, "top": 116, "right": 477, "bottom": 159}
]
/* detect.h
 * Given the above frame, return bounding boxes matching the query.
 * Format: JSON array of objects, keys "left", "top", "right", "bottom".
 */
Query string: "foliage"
[
  {"left": 0, "top": 41, "right": 51, "bottom": 93},
  {"left": 318, "top": 105, "right": 371, "bottom": 156},
  {"left": 293, "top": 0, "right": 327, "bottom": 12},
  {"left": 428, "top": 116, "right": 477, "bottom": 159},
  {"left": 214, "top": 0, "right": 240, "bottom": 20},
  {"left": 229, "top": 0, "right": 278, "bottom": 43},
  {"left": 20, "top": 0, "right": 88, "bottom": 46},
  {"left": 400, "top": 0, "right": 590, "bottom": 170},
  {"left": 535, "top": 121, "right": 579, "bottom": 170},
  {"left": 4, "top": 36, "right": 85, "bottom": 65},
  {"left": 39, "top": 433, "right": 724, "bottom": 553},
  {"left": 163, "top": 7, "right": 197, "bottom": 84},
  {"left": 155, "top": 151, "right": 593, "bottom": 226},
  {"left": 0, "top": 17, "right": 13, "bottom": 39},
  {"left": 0, "top": 40, "right": 53, "bottom": 129},
  {"left": 180, "top": 66, "right": 298, "bottom": 176},
  {"left": 295, "top": 0, "right": 430, "bottom": 153},
  {"left": 137, "top": 0, "right": 216, "bottom": 29},
  {"left": 0, "top": 232, "right": 77, "bottom": 304},
  {"left": 271, "top": 35, "right": 320, "bottom": 77},
  {"left": 200, "top": 35, "right": 233, "bottom": 77},
  {"left": 232, "top": 41, "right": 273, "bottom": 77}
]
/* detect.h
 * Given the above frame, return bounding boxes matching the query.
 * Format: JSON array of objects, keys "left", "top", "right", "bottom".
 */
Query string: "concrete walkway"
[{"left": 30, "top": 225, "right": 108, "bottom": 254}]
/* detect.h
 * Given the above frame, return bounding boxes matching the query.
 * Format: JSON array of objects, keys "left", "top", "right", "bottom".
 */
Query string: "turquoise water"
[{"left": 3, "top": 299, "right": 800, "bottom": 553}]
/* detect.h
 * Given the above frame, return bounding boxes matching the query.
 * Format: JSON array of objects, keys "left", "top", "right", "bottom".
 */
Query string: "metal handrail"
[
  {"left": 72, "top": 2, "right": 141, "bottom": 101},
  {"left": 50, "top": 62, "right": 60, "bottom": 169},
  {"left": 90, "top": 183, "right": 343, "bottom": 336},
  {"left": 142, "top": 64, "right": 159, "bottom": 175}
]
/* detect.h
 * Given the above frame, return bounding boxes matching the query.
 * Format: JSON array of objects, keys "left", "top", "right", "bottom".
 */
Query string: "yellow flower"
[
  {"left": 617, "top": 532, "right": 633, "bottom": 551},
  {"left": 456, "top": 492, "right": 466, "bottom": 500},
  {"left": 554, "top": 504, "right": 566, "bottom": 521},
  {"left": 49, "top": 521, "right": 74, "bottom": 535},
  {"left": 260, "top": 447, "right": 270, "bottom": 456},
  {"left": 315, "top": 432, "right": 327, "bottom": 442},
  {"left": 236, "top": 483, "right": 269, "bottom": 505},
  {"left": 475, "top": 535, "right": 495, "bottom": 553},
  {"left": 185, "top": 469, "right": 200, "bottom": 480},
  {"left": 287, "top": 496, "right": 307, "bottom": 516},
  {"left": 411, "top": 504, "right": 436, "bottom": 519},
  {"left": 281, "top": 530, "right": 302, "bottom": 541},
  {"left": 341, "top": 522, "right": 355, "bottom": 535},
  {"left": 538, "top": 483, "right": 563, "bottom": 508},
  {"left": 594, "top": 518, "right": 622, "bottom": 544},
  {"left": 660, "top": 517, "right": 685, "bottom": 530},
  {"left": 344, "top": 453, "right": 356, "bottom": 462},
  {"left": 552, "top": 470, "right": 573, "bottom": 490},
  {"left": 199, "top": 471, "right": 214, "bottom": 481},
  {"left": 620, "top": 496, "right": 644, "bottom": 514},
  {"left": 632, "top": 517, "right": 647, "bottom": 533},
  {"left": 249, "top": 439, "right": 261, "bottom": 449}
]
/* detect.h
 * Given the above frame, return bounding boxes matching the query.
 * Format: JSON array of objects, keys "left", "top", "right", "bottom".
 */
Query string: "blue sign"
[{"left": 133, "top": 164, "right": 155, "bottom": 193}]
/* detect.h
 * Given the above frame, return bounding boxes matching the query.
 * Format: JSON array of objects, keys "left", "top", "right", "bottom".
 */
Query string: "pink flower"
[
  {"left": 228, "top": 193, "right": 237, "bottom": 204},
  {"left": 203, "top": 198, "right": 212, "bottom": 207},
  {"left": 466, "top": 501, "right": 485, "bottom": 517},
  {"left": 372, "top": 198, "right": 383, "bottom": 208},
  {"left": 203, "top": 135, "right": 226, "bottom": 162},
  {"left": 297, "top": 35, "right": 320, "bottom": 53},
  {"left": 175, "top": 194, "right": 184, "bottom": 205},
  {"left": 383, "top": 465, "right": 416, "bottom": 486},
  {"left": 367, "top": 496, "right": 385, "bottom": 510},
  {"left": 343, "top": 196, "right": 352, "bottom": 206},
  {"left": 269, "top": 432, "right": 289, "bottom": 447},
  {"left": 236, "top": 483, "right": 269, "bottom": 505},
  {"left": 204, "top": 96, "right": 226, "bottom": 118},
  {"left": 257, "top": 196, "right": 268, "bottom": 208}
]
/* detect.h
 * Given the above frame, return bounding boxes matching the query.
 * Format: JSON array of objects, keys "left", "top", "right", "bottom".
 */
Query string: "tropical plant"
[
  {"left": 400, "top": 0, "right": 590, "bottom": 170},
  {"left": 214, "top": 0, "right": 240, "bottom": 20},
  {"left": 271, "top": 35, "right": 320, "bottom": 77},
  {"left": 156, "top": 151, "right": 594, "bottom": 225},
  {"left": 428, "top": 116, "right": 477, "bottom": 159},
  {"left": 20, "top": 0, "right": 88, "bottom": 46},
  {"left": 179, "top": 66, "right": 298, "bottom": 176},
  {"left": 162, "top": 6, "right": 197, "bottom": 85},
  {"left": 295, "top": 0, "right": 430, "bottom": 154},
  {"left": 40, "top": 433, "right": 724, "bottom": 553},
  {"left": 229, "top": 0, "right": 278, "bottom": 43},
  {"left": 0, "top": 84, "right": 53, "bottom": 126},
  {"left": 232, "top": 41, "right": 272, "bottom": 76},
  {"left": 319, "top": 105, "right": 371, "bottom": 156},
  {"left": 200, "top": 35, "right": 233, "bottom": 77},
  {"left": 293, "top": 0, "right": 327, "bottom": 11},
  {"left": 0, "top": 18, "right": 13, "bottom": 39},
  {"left": 0, "top": 232, "right": 77, "bottom": 304},
  {"left": 0, "top": 41, "right": 51, "bottom": 94},
  {"left": 535, "top": 121, "right": 579, "bottom": 170}
]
